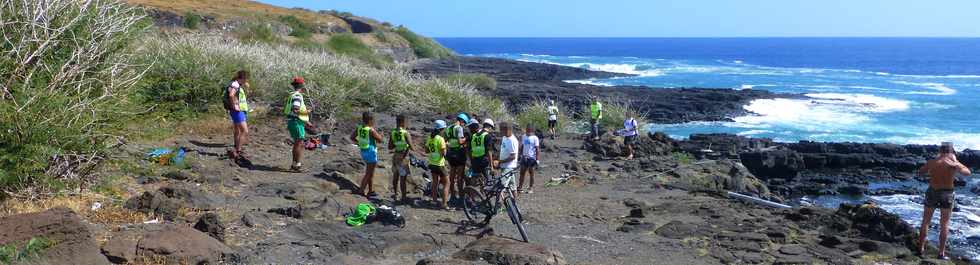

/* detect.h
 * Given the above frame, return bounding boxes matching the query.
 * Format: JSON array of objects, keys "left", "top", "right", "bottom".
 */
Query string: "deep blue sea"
[{"left": 439, "top": 37, "right": 980, "bottom": 260}]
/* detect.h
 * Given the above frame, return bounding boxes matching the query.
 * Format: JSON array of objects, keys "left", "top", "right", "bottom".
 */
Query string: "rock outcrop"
[{"left": 0, "top": 208, "right": 111, "bottom": 265}]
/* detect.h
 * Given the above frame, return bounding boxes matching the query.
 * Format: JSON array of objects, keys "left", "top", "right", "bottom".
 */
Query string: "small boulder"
[
  {"left": 453, "top": 236, "right": 567, "bottom": 265},
  {"left": 136, "top": 224, "right": 234, "bottom": 264},
  {"left": 193, "top": 213, "right": 226, "bottom": 242}
]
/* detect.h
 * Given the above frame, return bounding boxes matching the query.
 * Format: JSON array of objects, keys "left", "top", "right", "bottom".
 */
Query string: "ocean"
[{"left": 438, "top": 37, "right": 980, "bottom": 259}]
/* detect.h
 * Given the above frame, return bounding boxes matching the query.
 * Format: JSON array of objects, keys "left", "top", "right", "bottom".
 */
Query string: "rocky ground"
[
  {"left": 1, "top": 57, "right": 973, "bottom": 265},
  {"left": 0, "top": 111, "right": 968, "bottom": 264}
]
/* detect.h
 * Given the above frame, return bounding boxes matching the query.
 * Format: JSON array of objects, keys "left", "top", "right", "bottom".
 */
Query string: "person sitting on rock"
[
  {"left": 622, "top": 116, "right": 639, "bottom": 160},
  {"left": 917, "top": 142, "right": 971, "bottom": 259},
  {"left": 350, "top": 111, "right": 384, "bottom": 197}
]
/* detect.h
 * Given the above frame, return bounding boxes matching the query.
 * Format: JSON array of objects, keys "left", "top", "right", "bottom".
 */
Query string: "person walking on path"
[
  {"left": 518, "top": 125, "right": 540, "bottom": 194},
  {"left": 444, "top": 113, "right": 469, "bottom": 203},
  {"left": 467, "top": 119, "right": 494, "bottom": 187},
  {"left": 589, "top": 96, "right": 603, "bottom": 141},
  {"left": 427, "top": 120, "right": 451, "bottom": 210},
  {"left": 917, "top": 142, "right": 972, "bottom": 259},
  {"left": 350, "top": 111, "right": 384, "bottom": 197},
  {"left": 387, "top": 114, "right": 414, "bottom": 202},
  {"left": 496, "top": 122, "right": 520, "bottom": 192},
  {"left": 285, "top": 77, "right": 314, "bottom": 172},
  {"left": 622, "top": 116, "right": 639, "bottom": 160},
  {"left": 225, "top": 70, "right": 252, "bottom": 165},
  {"left": 547, "top": 100, "right": 560, "bottom": 140}
]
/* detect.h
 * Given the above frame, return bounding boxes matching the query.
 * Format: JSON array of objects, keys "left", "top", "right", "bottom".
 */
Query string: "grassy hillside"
[{"left": 126, "top": 0, "right": 346, "bottom": 26}]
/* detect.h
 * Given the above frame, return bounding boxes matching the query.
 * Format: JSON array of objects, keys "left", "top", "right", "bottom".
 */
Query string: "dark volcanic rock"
[
  {"left": 414, "top": 57, "right": 785, "bottom": 123},
  {"left": 194, "top": 213, "right": 226, "bottom": 242},
  {"left": 740, "top": 148, "right": 805, "bottom": 180},
  {"left": 135, "top": 224, "right": 234, "bottom": 264},
  {"left": 452, "top": 236, "right": 568, "bottom": 265},
  {"left": 0, "top": 208, "right": 110, "bottom": 265}
]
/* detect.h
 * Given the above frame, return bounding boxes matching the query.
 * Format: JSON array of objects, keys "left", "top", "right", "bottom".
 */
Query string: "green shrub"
[
  {"left": 183, "top": 12, "right": 201, "bottom": 29},
  {"left": 672, "top": 152, "right": 693, "bottom": 165},
  {"left": 237, "top": 23, "right": 280, "bottom": 44},
  {"left": 444, "top": 73, "right": 497, "bottom": 91},
  {"left": 583, "top": 100, "right": 648, "bottom": 134},
  {"left": 394, "top": 26, "right": 454, "bottom": 59},
  {"left": 0, "top": 0, "right": 148, "bottom": 195},
  {"left": 327, "top": 33, "right": 391, "bottom": 67},
  {"left": 133, "top": 35, "right": 254, "bottom": 116},
  {"left": 515, "top": 100, "right": 570, "bottom": 133},
  {"left": 0, "top": 237, "right": 53, "bottom": 263},
  {"left": 279, "top": 15, "right": 312, "bottom": 39}
]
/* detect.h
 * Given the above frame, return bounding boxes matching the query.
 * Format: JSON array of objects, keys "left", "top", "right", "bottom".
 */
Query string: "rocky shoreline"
[{"left": 413, "top": 56, "right": 791, "bottom": 123}]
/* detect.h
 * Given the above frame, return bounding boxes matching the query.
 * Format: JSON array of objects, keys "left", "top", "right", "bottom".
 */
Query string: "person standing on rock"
[
  {"left": 427, "top": 120, "right": 451, "bottom": 210},
  {"left": 917, "top": 142, "right": 972, "bottom": 259},
  {"left": 285, "top": 77, "right": 314, "bottom": 172},
  {"left": 444, "top": 113, "right": 469, "bottom": 204},
  {"left": 589, "top": 96, "right": 603, "bottom": 141},
  {"left": 387, "top": 114, "right": 414, "bottom": 202},
  {"left": 622, "top": 116, "right": 639, "bottom": 160},
  {"left": 467, "top": 119, "right": 494, "bottom": 187},
  {"left": 518, "top": 125, "right": 540, "bottom": 194},
  {"left": 497, "top": 122, "right": 520, "bottom": 191},
  {"left": 547, "top": 99, "right": 560, "bottom": 140},
  {"left": 225, "top": 70, "right": 251, "bottom": 165},
  {"left": 350, "top": 111, "right": 384, "bottom": 197}
]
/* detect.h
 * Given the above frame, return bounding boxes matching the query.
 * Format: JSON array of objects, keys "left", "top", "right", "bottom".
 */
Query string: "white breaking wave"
[
  {"left": 884, "top": 132, "right": 980, "bottom": 150},
  {"left": 564, "top": 79, "right": 614, "bottom": 87},
  {"left": 562, "top": 63, "right": 664, "bottom": 77},
  {"left": 891, "top": 81, "right": 957, "bottom": 95},
  {"left": 804, "top": 93, "right": 911, "bottom": 113},
  {"left": 736, "top": 130, "right": 774, "bottom": 136}
]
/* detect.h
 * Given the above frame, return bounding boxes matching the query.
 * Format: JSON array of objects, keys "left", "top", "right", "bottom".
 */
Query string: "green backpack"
[{"left": 346, "top": 203, "right": 376, "bottom": 227}]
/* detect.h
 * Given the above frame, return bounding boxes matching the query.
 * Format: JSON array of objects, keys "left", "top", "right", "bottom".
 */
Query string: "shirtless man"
[{"left": 917, "top": 142, "right": 972, "bottom": 259}]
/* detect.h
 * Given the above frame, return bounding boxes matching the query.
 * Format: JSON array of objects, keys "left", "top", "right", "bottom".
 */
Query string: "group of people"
[
  {"left": 349, "top": 111, "right": 543, "bottom": 210},
  {"left": 223, "top": 71, "right": 972, "bottom": 259}
]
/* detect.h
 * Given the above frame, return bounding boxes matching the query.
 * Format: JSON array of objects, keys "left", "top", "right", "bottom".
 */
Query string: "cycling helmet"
[{"left": 434, "top": 120, "right": 448, "bottom": 130}]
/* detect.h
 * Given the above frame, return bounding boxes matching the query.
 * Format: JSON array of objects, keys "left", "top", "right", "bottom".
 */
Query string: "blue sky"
[{"left": 260, "top": 0, "right": 980, "bottom": 37}]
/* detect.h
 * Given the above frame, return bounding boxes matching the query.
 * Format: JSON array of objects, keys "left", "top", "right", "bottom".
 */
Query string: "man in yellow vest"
[
  {"left": 387, "top": 114, "right": 414, "bottom": 202},
  {"left": 285, "top": 77, "right": 313, "bottom": 172},
  {"left": 590, "top": 95, "right": 603, "bottom": 141},
  {"left": 467, "top": 119, "right": 494, "bottom": 187},
  {"left": 226, "top": 70, "right": 251, "bottom": 165}
]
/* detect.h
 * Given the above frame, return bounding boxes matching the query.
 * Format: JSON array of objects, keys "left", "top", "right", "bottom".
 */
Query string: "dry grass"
[
  {"left": 124, "top": 0, "right": 346, "bottom": 28},
  {"left": 0, "top": 194, "right": 150, "bottom": 225}
]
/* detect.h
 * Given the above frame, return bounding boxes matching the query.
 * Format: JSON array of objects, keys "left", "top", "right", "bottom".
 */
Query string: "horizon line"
[{"left": 432, "top": 36, "right": 980, "bottom": 39}]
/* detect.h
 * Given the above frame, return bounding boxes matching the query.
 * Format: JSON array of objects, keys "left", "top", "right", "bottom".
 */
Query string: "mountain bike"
[{"left": 461, "top": 168, "right": 528, "bottom": 242}]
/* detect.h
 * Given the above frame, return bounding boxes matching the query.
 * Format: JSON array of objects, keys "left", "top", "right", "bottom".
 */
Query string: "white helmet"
[
  {"left": 482, "top": 118, "right": 495, "bottom": 128},
  {"left": 434, "top": 120, "right": 448, "bottom": 129}
]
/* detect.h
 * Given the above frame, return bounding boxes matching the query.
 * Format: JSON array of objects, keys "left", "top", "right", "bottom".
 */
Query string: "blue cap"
[
  {"left": 434, "top": 120, "right": 448, "bottom": 129},
  {"left": 456, "top": 113, "right": 469, "bottom": 124}
]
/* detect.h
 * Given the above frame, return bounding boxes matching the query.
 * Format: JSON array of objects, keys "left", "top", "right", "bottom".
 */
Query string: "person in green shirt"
[
  {"left": 589, "top": 95, "right": 603, "bottom": 141},
  {"left": 387, "top": 114, "right": 415, "bottom": 202}
]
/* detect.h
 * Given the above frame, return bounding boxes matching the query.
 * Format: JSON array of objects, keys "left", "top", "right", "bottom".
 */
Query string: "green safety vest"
[
  {"left": 443, "top": 125, "right": 462, "bottom": 149},
  {"left": 236, "top": 85, "right": 249, "bottom": 112},
  {"left": 391, "top": 128, "right": 409, "bottom": 152},
  {"left": 590, "top": 101, "right": 602, "bottom": 120},
  {"left": 356, "top": 126, "right": 373, "bottom": 150},
  {"left": 282, "top": 91, "right": 309, "bottom": 122},
  {"left": 471, "top": 131, "right": 488, "bottom": 158},
  {"left": 427, "top": 135, "right": 446, "bottom": 167}
]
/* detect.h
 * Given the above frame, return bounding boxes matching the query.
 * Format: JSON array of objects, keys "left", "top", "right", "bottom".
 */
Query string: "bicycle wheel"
[
  {"left": 462, "top": 187, "right": 489, "bottom": 225},
  {"left": 506, "top": 189, "right": 524, "bottom": 222},
  {"left": 504, "top": 196, "right": 529, "bottom": 242}
]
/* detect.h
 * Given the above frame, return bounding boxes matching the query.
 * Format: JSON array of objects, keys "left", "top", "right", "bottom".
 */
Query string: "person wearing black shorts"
[
  {"left": 444, "top": 114, "right": 469, "bottom": 203},
  {"left": 917, "top": 142, "right": 972, "bottom": 259},
  {"left": 467, "top": 120, "right": 494, "bottom": 187},
  {"left": 518, "top": 125, "right": 540, "bottom": 194},
  {"left": 547, "top": 100, "right": 559, "bottom": 140}
]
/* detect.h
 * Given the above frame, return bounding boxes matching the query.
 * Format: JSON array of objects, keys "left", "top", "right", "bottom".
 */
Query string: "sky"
[{"left": 259, "top": 0, "right": 980, "bottom": 38}]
